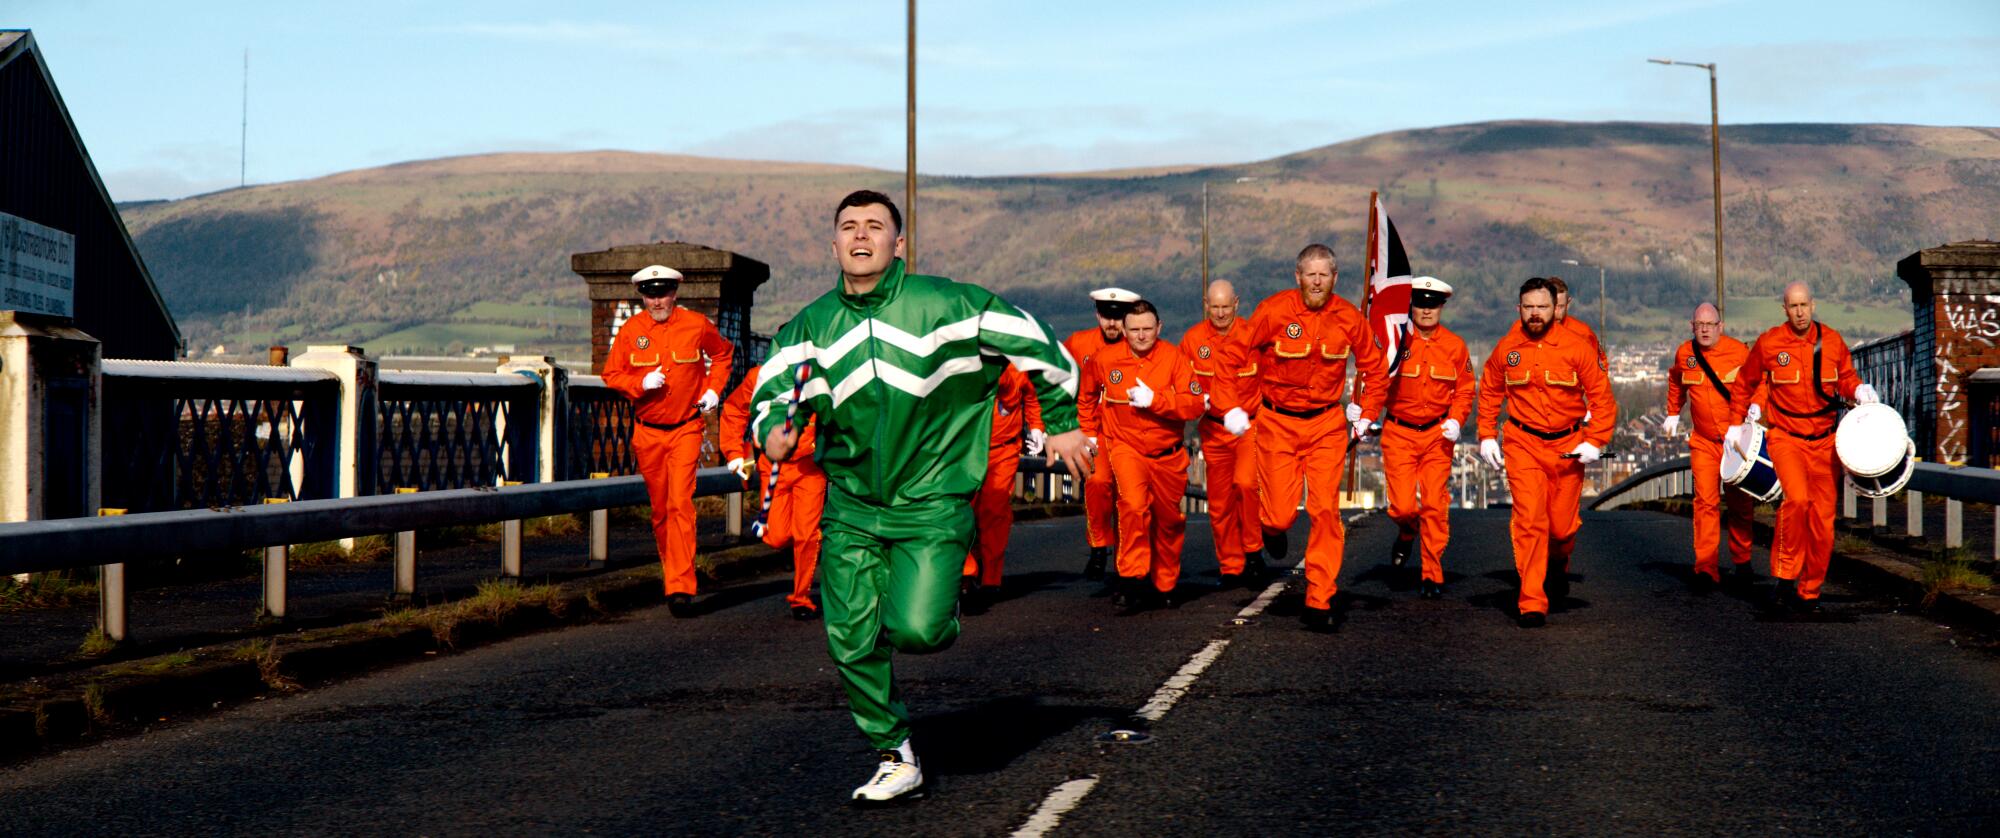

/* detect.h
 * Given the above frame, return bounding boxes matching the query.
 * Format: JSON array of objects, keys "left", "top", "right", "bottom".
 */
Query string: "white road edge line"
[
  {"left": 1009, "top": 776, "right": 1100, "bottom": 838},
  {"left": 1134, "top": 638, "right": 1231, "bottom": 722},
  {"left": 1236, "top": 563, "right": 1297, "bottom": 619}
]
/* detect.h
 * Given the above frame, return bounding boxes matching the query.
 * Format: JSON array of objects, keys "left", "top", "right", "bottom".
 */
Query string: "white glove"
[
  {"left": 1724, "top": 423, "right": 1746, "bottom": 453},
  {"left": 726, "top": 457, "right": 752, "bottom": 484},
  {"left": 1854, "top": 384, "right": 1879, "bottom": 404},
  {"left": 1661, "top": 415, "right": 1681, "bottom": 437},
  {"left": 1745, "top": 403, "right": 1762, "bottom": 424},
  {"left": 1025, "top": 428, "right": 1046, "bottom": 456},
  {"left": 1350, "top": 416, "right": 1374, "bottom": 441},
  {"left": 1223, "top": 408, "right": 1251, "bottom": 436},
  {"left": 1441, "top": 418, "right": 1461, "bottom": 442},
  {"left": 1345, "top": 403, "right": 1363, "bottom": 424},
  {"left": 1479, "top": 438, "right": 1504, "bottom": 470},
  {"left": 642, "top": 369, "right": 666, "bottom": 391},
  {"left": 1583, "top": 409, "right": 1594, "bottom": 425},
  {"left": 1127, "top": 378, "right": 1155, "bottom": 410},
  {"left": 697, "top": 389, "right": 720, "bottom": 413},
  {"left": 1570, "top": 442, "right": 1602, "bottom": 464}
]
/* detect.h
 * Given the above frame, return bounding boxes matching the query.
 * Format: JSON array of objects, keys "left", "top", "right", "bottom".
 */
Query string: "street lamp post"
[
  {"left": 1649, "top": 57, "right": 1724, "bottom": 318},
  {"left": 905, "top": 0, "right": 917, "bottom": 272},
  {"left": 1200, "top": 176, "right": 1258, "bottom": 303},
  {"left": 1560, "top": 258, "right": 1606, "bottom": 338}
]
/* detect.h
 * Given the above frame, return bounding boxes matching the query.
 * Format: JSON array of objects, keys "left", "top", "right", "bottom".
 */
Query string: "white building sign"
[{"left": 1, "top": 211, "right": 76, "bottom": 318}]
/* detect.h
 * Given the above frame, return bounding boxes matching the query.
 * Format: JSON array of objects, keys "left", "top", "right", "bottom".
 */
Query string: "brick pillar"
[{"left": 1899, "top": 240, "right": 2000, "bottom": 465}]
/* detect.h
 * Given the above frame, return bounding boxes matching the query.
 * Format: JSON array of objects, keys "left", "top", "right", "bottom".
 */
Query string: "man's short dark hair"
[
  {"left": 1296, "top": 243, "right": 1336, "bottom": 267},
  {"left": 1521, "top": 277, "right": 1556, "bottom": 300},
  {"left": 1545, "top": 275, "right": 1569, "bottom": 297},
  {"left": 835, "top": 190, "right": 902, "bottom": 233},
  {"left": 1124, "top": 299, "right": 1160, "bottom": 322}
]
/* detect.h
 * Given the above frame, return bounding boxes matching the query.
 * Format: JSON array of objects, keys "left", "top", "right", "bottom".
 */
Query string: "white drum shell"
[
  {"left": 1721, "top": 422, "right": 1765, "bottom": 484},
  {"left": 1847, "top": 439, "right": 1916, "bottom": 499},
  {"left": 1836, "top": 403, "right": 1911, "bottom": 478}
]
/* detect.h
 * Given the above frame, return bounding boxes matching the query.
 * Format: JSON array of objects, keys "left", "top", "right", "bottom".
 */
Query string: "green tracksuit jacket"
[{"left": 749, "top": 258, "right": 1080, "bottom": 749}]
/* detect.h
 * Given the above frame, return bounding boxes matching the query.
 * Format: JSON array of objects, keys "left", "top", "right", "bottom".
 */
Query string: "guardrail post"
[
  {"left": 393, "top": 487, "right": 418, "bottom": 596},
  {"left": 0, "top": 313, "right": 102, "bottom": 582},
  {"left": 1872, "top": 495, "right": 1888, "bottom": 529},
  {"left": 1906, "top": 490, "right": 1923, "bottom": 539},
  {"left": 500, "top": 481, "right": 523, "bottom": 578},
  {"left": 497, "top": 356, "right": 563, "bottom": 483},
  {"left": 726, "top": 489, "right": 743, "bottom": 538},
  {"left": 1842, "top": 479, "right": 1856, "bottom": 519},
  {"left": 1946, "top": 497, "right": 1963, "bottom": 550},
  {"left": 97, "top": 508, "right": 127, "bottom": 641},
  {"left": 589, "top": 472, "right": 610, "bottom": 564},
  {"left": 261, "top": 498, "right": 290, "bottom": 618}
]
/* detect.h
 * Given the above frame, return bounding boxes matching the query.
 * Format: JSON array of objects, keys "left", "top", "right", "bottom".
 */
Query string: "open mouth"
[{"left": 850, "top": 248, "right": 874, "bottom": 259}]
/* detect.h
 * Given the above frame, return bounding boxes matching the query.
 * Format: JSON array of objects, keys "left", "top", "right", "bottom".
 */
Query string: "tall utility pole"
[
  {"left": 1200, "top": 182, "right": 1209, "bottom": 302},
  {"left": 240, "top": 49, "right": 249, "bottom": 188},
  {"left": 905, "top": 0, "right": 916, "bottom": 272},
  {"left": 1650, "top": 58, "right": 1724, "bottom": 317},
  {"left": 1560, "top": 259, "right": 1607, "bottom": 338}
]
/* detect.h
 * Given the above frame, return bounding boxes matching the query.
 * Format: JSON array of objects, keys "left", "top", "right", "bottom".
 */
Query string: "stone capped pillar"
[
  {"left": 290, "top": 345, "right": 379, "bottom": 499},
  {"left": 0, "top": 311, "right": 100, "bottom": 524},
  {"left": 1898, "top": 240, "right": 2000, "bottom": 465}
]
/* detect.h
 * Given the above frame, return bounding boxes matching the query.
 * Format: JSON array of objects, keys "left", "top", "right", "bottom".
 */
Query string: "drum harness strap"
[
  {"left": 1690, "top": 340, "right": 1730, "bottom": 400},
  {"left": 1771, "top": 323, "right": 1846, "bottom": 440}
]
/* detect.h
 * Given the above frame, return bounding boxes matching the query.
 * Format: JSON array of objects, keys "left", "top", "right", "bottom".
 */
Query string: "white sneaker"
[{"left": 851, "top": 748, "right": 924, "bottom": 804}]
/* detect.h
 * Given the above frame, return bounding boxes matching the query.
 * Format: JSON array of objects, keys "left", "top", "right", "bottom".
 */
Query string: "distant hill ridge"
[{"left": 119, "top": 119, "right": 2000, "bottom": 357}]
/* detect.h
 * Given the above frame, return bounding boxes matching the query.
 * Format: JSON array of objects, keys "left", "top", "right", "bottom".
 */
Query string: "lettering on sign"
[{"left": 0, "top": 212, "right": 77, "bottom": 318}]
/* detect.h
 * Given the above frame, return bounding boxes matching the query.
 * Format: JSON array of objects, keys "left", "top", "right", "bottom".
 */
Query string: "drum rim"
[
  {"left": 1847, "top": 439, "right": 1916, "bottom": 499},
  {"left": 1720, "top": 422, "right": 1767, "bottom": 485}
]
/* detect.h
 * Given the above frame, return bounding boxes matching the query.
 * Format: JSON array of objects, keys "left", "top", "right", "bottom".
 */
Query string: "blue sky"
[{"left": 11, "top": 0, "right": 1999, "bottom": 201}]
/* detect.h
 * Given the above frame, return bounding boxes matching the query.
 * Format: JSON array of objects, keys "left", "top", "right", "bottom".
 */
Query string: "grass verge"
[
  {"left": 1920, "top": 552, "right": 1996, "bottom": 609},
  {"left": 380, "top": 580, "right": 567, "bottom": 648},
  {"left": 1, "top": 573, "right": 99, "bottom": 612}
]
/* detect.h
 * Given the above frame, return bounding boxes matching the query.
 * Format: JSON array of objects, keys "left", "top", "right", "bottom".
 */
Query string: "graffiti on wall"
[{"left": 1936, "top": 294, "right": 2000, "bottom": 464}]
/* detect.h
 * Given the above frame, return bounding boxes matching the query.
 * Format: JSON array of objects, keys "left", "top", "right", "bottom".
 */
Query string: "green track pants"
[{"left": 820, "top": 490, "right": 975, "bottom": 749}]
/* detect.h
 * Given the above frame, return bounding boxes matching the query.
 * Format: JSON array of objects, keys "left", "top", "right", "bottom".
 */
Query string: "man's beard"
[{"left": 1522, "top": 317, "right": 1550, "bottom": 339}]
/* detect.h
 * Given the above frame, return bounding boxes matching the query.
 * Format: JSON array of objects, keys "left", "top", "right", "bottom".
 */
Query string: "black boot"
[
  {"left": 1084, "top": 546, "right": 1110, "bottom": 581},
  {"left": 1263, "top": 528, "right": 1290, "bottom": 560},
  {"left": 1114, "top": 578, "right": 1153, "bottom": 616},
  {"left": 1391, "top": 534, "right": 1415, "bottom": 568},
  {"left": 1767, "top": 578, "right": 1798, "bottom": 615},
  {"left": 1420, "top": 580, "right": 1444, "bottom": 600}
]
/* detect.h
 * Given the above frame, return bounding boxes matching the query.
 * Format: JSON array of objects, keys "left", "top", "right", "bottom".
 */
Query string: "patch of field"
[
  {"left": 452, "top": 301, "right": 590, "bottom": 326},
  {"left": 1724, "top": 297, "right": 1913, "bottom": 339}
]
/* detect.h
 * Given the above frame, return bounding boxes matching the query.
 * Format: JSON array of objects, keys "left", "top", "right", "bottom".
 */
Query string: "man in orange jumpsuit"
[
  {"left": 1078, "top": 300, "right": 1204, "bottom": 614},
  {"left": 719, "top": 367, "right": 826, "bottom": 620},
  {"left": 1064, "top": 287, "right": 1138, "bottom": 581},
  {"left": 1213, "top": 244, "right": 1390, "bottom": 631},
  {"left": 1376, "top": 277, "right": 1474, "bottom": 600},
  {"left": 1179, "top": 279, "right": 1265, "bottom": 587},
  {"left": 602, "top": 265, "right": 734, "bottom": 617},
  {"left": 1665, "top": 302, "right": 1765, "bottom": 591},
  {"left": 1477, "top": 277, "right": 1617, "bottom": 628},
  {"left": 1726, "top": 281, "right": 1875, "bottom": 614},
  {"left": 961, "top": 364, "right": 1044, "bottom": 607}
]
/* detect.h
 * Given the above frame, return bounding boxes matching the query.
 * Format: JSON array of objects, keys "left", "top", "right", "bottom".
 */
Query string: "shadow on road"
[
  {"left": 912, "top": 695, "right": 1128, "bottom": 777},
  {"left": 689, "top": 579, "right": 794, "bottom": 617}
]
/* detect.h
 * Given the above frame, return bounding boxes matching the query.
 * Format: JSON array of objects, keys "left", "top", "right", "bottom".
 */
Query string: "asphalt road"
[{"left": 4, "top": 507, "right": 1998, "bottom": 836}]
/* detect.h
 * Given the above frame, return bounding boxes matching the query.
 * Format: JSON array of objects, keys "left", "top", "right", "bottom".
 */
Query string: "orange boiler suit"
[
  {"left": 962, "top": 365, "right": 1043, "bottom": 587},
  {"left": 1477, "top": 325, "right": 1616, "bottom": 617},
  {"left": 1077, "top": 340, "right": 1203, "bottom": 594},
  {"left": 1214, "top": 289, "right": 1389, "bottom": 611},
  {"left": 719, "top": 373, "right": 825, "bottom": 610},
  {"left": 602, "top": 306, "right": 734, "bottom": 597},
  {"left": 1180, "top": 318, "right": 1263, "bottom": 576},
  {"left": 1668, "top": 335, "right": 1765, "bottom": 582},
  {"left": 1728, "top": 322, "right": 1862, "bottom": 602},
  {"left": 1379, "top": 325, "right": 1475, "bottom": 585},
  {"left": 1065, "top": 327, "right": 1121, "bottom": 552},
  {"left": 1510, "top": 315, "right": 1606, "bottom": 540}
]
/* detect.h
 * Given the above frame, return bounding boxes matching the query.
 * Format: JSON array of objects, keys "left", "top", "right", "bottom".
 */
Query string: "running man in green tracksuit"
[{"left": 756, "top": 190, "right": 1094, "bottom": 804}]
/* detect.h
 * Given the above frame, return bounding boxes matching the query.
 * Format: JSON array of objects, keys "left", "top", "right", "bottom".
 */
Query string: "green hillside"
[{"left": 118, "top": 121, "right": 1998, "bottom": 359}]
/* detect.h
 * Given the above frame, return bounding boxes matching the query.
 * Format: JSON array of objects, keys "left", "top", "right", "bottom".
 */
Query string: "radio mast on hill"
[{"left": 240, "top": 48, "right": 248, "bottom": 188}]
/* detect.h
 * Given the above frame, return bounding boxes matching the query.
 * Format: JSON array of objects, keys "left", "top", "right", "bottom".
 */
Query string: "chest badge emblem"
[
  {"left": 1684, "top": 355, "right": 1696, "bottom": 369},
  {"left": 1285, "top": 323, "right": 1303, "bottom": 339},
  {"left": 635, "top": 336, "right": 650, "bottom": 350},
  {"left": 1506, "top": 351, "right": 1521, "bottom": 367},
  {"left": 1777, "top": 351, "right": 1791, "bottom": 367},
  {"left": 1109, "top": 369, "right": 1124, "bottom": 384},
  {"left": 1198, "top": 345, "right": 1211, "bottom": 360}
]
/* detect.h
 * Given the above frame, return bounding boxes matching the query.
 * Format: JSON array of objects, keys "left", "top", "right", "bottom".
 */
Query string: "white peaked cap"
[{"left": 631, "top": 265, "right": 685, "bottom": 284}]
